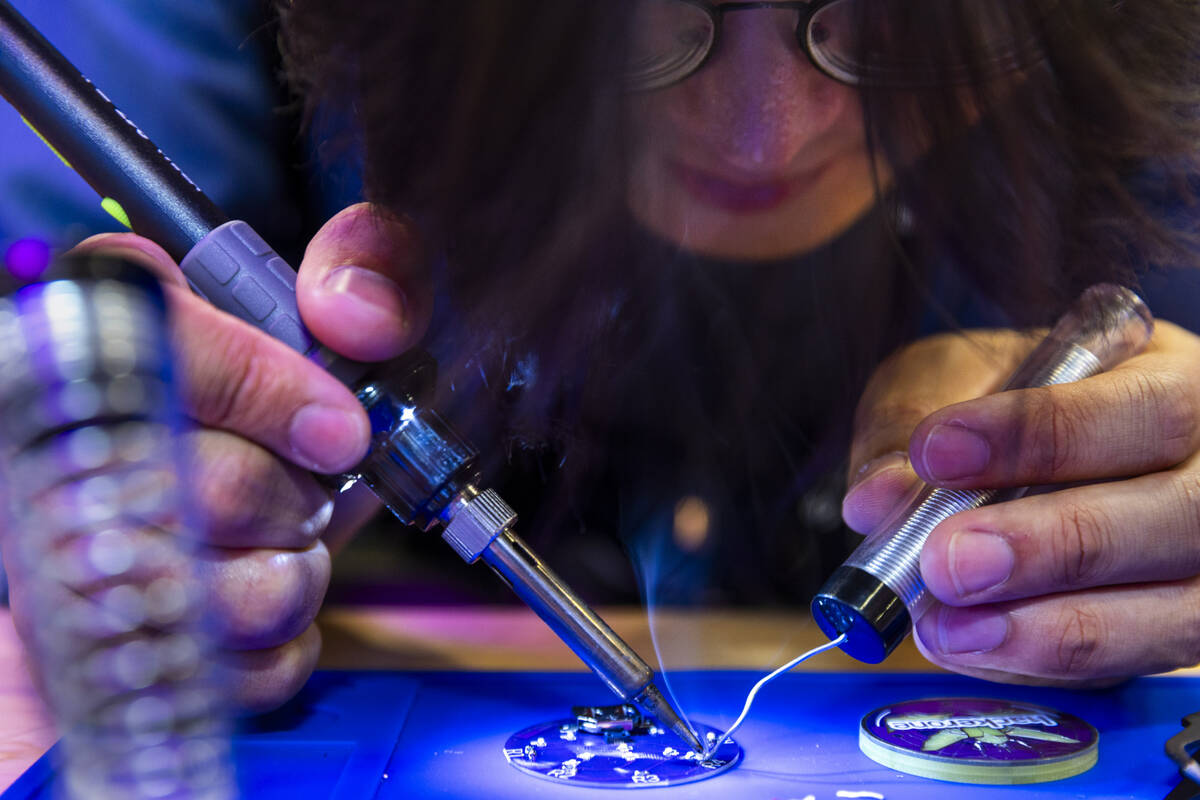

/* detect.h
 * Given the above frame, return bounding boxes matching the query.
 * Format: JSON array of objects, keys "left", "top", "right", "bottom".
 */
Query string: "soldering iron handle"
[
  {"left": 0, "top": 0, "right": 223, "bottom": 258},
  {"left": 813, "top": 284, "right": 1154, "bottom": 664},
  {"left": 0, "top": 0, "right": 371, "bottom": 387},
  {"left": 177, "top": 221, "right": 371, "bottom": 386}
]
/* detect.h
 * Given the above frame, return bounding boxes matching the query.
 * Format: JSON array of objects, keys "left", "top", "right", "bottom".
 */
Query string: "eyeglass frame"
[{"left": 629, "top": 0, "right": 1048, "bottom": 91}]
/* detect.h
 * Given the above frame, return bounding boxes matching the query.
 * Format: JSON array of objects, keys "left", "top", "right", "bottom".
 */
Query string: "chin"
[
  {"left": 633, "top": 195, "right": 879, "bottom": 261},
  {"left": 671, "top": 223, "right": 824, "bottom": 261}
]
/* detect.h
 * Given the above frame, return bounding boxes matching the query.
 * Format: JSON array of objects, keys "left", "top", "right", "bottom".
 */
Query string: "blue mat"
[{"left": 4, "top": 670, "right": 1196, "bottom": 798}]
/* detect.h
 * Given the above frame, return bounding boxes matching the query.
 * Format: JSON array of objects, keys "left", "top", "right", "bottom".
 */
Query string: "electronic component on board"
[
  {"left": 573, "top": 704, "right": 653, "bottom": 742},
  {"left": 1167, "top": 712, "right": 1200, "bottom": 800},
  {"left": 505, "top": 708, "right": 740, "bottom": 788}
]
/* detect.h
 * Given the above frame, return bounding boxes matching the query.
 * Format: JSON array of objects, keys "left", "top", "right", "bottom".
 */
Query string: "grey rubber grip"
[{"left": 180, "top": 220, "right": 369, "bottom": 387}]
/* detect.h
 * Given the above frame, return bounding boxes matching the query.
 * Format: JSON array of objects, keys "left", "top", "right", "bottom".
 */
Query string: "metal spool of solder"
[{"left": 813, "top": 284, "right": 1155, "bottom": 664}]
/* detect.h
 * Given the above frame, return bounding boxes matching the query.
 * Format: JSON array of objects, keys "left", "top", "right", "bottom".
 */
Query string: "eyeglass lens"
[{"left": 627, "top": 0, "right": 1043, "bottom": 90}]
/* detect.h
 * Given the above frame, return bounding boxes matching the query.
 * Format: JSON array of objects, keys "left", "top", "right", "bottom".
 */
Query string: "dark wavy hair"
[
  {"left": 857, "top": 0, "right": 1200, "bottom": 315},
  {"left": 280, "top": 0, "right": 1200, "bottom": 428}
]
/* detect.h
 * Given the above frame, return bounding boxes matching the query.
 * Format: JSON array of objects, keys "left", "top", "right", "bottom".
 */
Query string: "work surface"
[{"left": 1, "top": 607, "right": 1197, "bottom": 798}]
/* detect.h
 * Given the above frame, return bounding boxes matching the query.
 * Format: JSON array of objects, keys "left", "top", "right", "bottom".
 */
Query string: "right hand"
[{"left": 3, "top": 203, "right": 432, "bottom": 712}]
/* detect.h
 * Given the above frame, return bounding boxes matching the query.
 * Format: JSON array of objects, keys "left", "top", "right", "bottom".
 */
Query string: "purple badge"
[{"left": 859, "top": 697, "right": 1098, "bottom": 784}]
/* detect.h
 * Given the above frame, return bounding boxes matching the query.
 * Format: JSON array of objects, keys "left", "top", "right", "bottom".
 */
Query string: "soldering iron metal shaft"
[
  {"left": 812, "top": 284, "right": 1154, "bottom": 664},
  {"left": 478, "top": 525, "right": 703, "bottom": 754},
  {"left": 0, "top": 0, "right": 702, "bottom": 752}
]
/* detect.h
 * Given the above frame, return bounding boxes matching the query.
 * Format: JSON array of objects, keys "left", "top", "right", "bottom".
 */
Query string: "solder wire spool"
[
  {"left": 812, "top": 284, "right": 1155, "bottom": 663},
  {"left": 0, "top": 254, "right": 234, "bottom": 800},
  {"left": 858, "top": 698, "right": 1099, "bottom": 784}
]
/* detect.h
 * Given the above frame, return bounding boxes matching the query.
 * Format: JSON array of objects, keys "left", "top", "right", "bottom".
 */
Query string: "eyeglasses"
[{"left": 627, "top": 0, "right": 1048, "bottom": 91}]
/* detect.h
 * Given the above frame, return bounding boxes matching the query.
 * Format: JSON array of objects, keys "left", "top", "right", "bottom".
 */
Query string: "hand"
[
  {"left": 842, "top": 322, "right": 1200, "bottom": 686},
  {"left": 3, "top": 204, "right": 431, "bottom": 711}
]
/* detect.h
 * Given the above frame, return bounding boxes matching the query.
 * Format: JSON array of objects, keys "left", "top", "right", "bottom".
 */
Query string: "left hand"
[{"left": 842, "top": 321, "right": 1200, "bottom": 686}]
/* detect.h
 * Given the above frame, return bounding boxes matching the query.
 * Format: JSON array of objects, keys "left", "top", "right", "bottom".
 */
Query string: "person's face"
[{"left": 627, "top": 4, "right": 880, "bottom": 261}]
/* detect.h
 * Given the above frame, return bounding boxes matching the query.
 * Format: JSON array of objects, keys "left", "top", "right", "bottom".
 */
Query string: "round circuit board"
[{"left": 503, "top": 718, "right": 740, "bottom": 788}]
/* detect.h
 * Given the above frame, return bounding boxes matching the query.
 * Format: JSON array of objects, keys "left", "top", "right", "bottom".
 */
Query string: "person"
[{"left": 6, "top": 0, "right": 1200, "bottom": 712}]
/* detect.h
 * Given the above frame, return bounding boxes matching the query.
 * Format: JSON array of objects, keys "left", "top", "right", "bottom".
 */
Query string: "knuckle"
[
  {"left": 1049, "top": 501, "right": 1115, "bottom": 588},
  {"left": 1019, "top": 388, "right": 1078, "bottom": 479},
  {"left": 858, "top": 344, "right": 925, "bottom": 403},
  {"left": 188, "top": 430, "right": 331, "bottom": 547},
  {"left": 1176, "top": 472, "right": 1200, "bottom": 542},
  {"left": 189, "top": 434, "right": 330, "bottom": 546},
  {"left": 1136, "top": 370, "right": 1198, "bottom": 465},
  {"left": 862, "top": 401, "right": 930, "bottom": 431},
  {"left": 205, "top": 545, "right": 330, "bottom": 648},
  {"left": 1172, "top": 472, "right": 1200, "bottom": 550},
  {"left": 1052, "top": 604, "right": 1107, "bottom": 677},
  {"left": 223, "top": 624, "right": 321, "bottom": 714},
  {"left": 854, "top": 400, "right": 931, "bottom": 456},
  {"left": 185, "top": 327, "right": 276, "bottom": 431},
  {"left": 1182, "top": 583, "right": 1200, "bottom": 668},
  {"left": 190, "top": 437, "right": 276, "bottom": 533}
]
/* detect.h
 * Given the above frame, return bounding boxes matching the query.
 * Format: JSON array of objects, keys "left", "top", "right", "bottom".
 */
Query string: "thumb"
[
  {"left": 842, "top": 330, "right": 1030, "bottom": 533},
  {"left": 296, "top": 203, "right": 433, "bottom": 362}
]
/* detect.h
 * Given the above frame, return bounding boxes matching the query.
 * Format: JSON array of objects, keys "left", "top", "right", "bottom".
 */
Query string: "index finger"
[
  {"left": 843, "top": 330, "right": 1031, "bottom": 532},
  {"left": 908, "top": 322, "right": 1200, "bottom": 489},
  {"left": 68, "top": 227, "right": 370, "bottom": 476},
  {"left": 173, "top": 294, "right": 369, "bottom": 474},
  {"left": 849, "top": 331, "right": 1032, "bottom": 472}
]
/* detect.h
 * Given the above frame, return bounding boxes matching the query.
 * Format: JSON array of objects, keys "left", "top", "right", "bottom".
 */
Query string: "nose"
[{"left": 675, "top": 8, "right": 851, "bottom": 173}]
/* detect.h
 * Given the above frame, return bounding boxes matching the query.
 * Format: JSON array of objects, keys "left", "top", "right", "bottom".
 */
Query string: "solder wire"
[{"left": 705, "top": 633, "right": 848, "bottom": 757}]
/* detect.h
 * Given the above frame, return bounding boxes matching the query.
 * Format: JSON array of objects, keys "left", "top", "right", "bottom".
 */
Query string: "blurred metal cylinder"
[{"left": 0, "top": 254, "right": 233, "bottom": 799}]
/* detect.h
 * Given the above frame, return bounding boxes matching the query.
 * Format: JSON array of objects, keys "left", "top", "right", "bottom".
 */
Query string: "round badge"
[
  {"left": 504, "top": 718, "right": 740, "bottom": 788},
  {"left": 859, "top": 697, "right": 1098, "bottom": 785}
]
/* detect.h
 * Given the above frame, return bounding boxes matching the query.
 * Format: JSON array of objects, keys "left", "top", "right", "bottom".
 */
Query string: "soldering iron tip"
[
  {"left": 634, "top": 682, "right": 706, "bottom": 755},
  {"left": 673, "top": 717, "right": 707, "bottom": 757}
]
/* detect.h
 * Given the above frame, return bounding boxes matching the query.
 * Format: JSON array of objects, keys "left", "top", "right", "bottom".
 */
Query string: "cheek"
[
  {"left": 627, "top": 92, "right": 671, "bottom": 146},
  {"left": 628, "top": 66, "right": 860, "bottom": 154}
]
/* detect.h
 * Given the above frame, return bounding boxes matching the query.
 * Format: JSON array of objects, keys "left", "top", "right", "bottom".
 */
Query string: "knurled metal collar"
[{"left": 441, "top": 488, "right": 517, "bottom": 563}]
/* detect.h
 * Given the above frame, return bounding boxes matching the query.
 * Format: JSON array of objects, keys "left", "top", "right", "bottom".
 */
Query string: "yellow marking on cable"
[
  {"left": 20, "top": 116, "right": 71, "bottom": 169},
  {"left": 100, "top": 197, "right": 131, "bottom": 229}
]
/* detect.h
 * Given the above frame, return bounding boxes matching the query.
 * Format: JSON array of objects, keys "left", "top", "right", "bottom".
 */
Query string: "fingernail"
[
  {"left": 918, "top": 422, "right": 990, "bottom": 482},
  {"left": 289, "top": 405, "right": 365, "bottom": 473},
  {"left": 321, "top": 265, "right": 407, "bottom": 322},
  {"left": 949, "top": 530, "right": 1014, "bottom": 597},
  {"left": 935, "top": 606, "right": 1009, "bottom": 655},
  {"left": 297, "top": 497, "right": 335, "bottom": 540},
  {"left": 848, "top": 451, "right": 909, "bottom": 492},
  {"left": 842, "top": 451, "right": 913, "bottom": 534}
]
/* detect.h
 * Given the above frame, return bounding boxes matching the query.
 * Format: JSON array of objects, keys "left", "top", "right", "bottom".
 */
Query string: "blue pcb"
[{"left": 4, "top": 670, "right": 1196, "bottom": 799}]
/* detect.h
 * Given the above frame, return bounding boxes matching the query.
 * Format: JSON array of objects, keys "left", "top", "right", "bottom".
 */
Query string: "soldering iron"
[{"left": 0, "top": 0, "right": 703, "bottom": 754}]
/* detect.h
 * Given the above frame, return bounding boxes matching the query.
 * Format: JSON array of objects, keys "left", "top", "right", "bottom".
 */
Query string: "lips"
[{"left": 666, "top": 160, "right": 827, "bottom": 214}]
